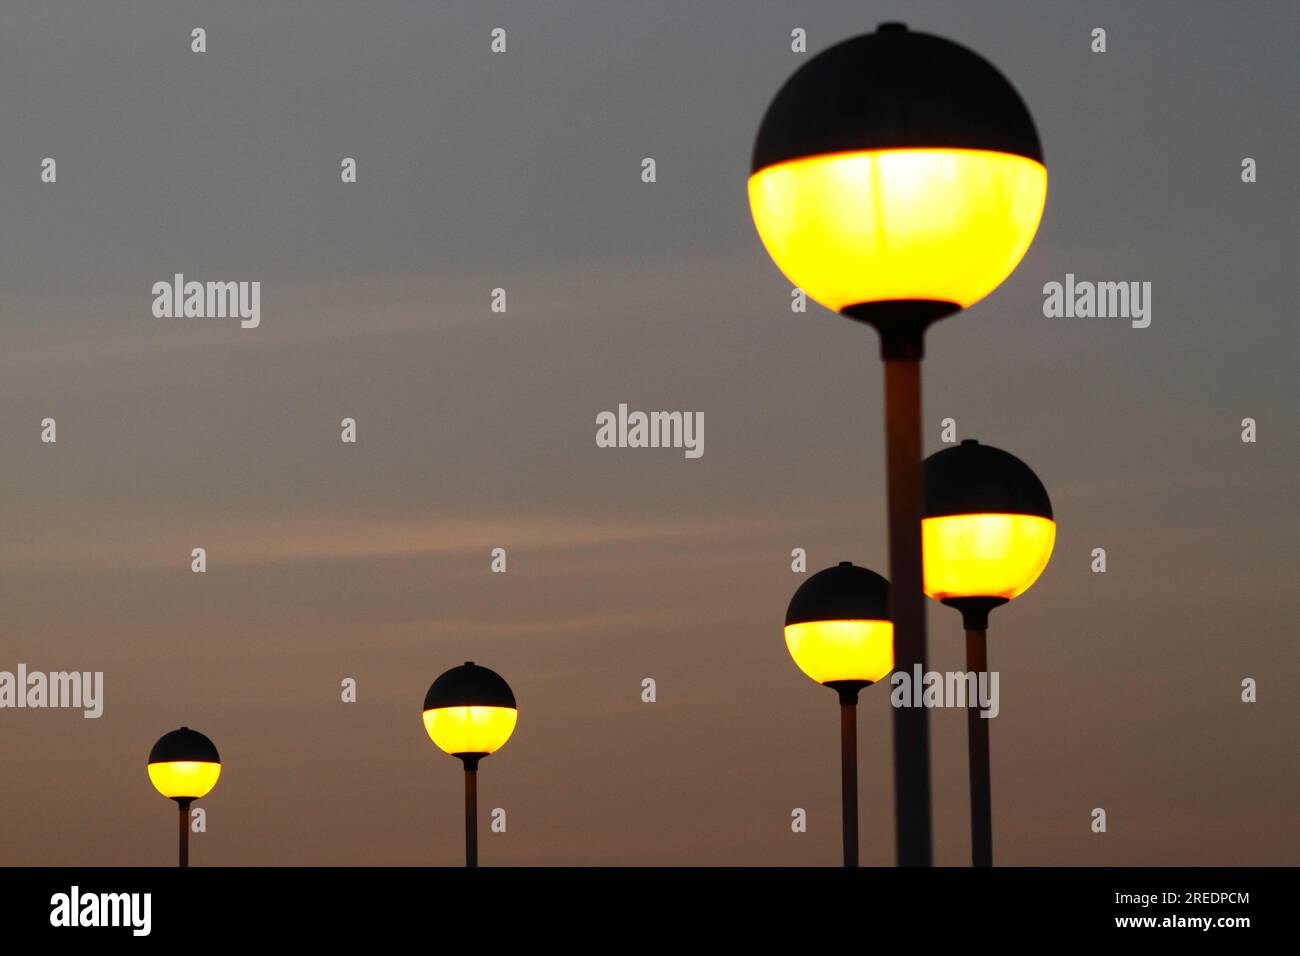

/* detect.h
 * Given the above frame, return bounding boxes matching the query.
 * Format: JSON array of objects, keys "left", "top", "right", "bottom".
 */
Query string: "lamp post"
[
  {"left": 422, "top": 661, "right": 517, "bottom": 867},
  {"left": 923, "top": 438, "right": 1055, "bottom": 866},
  {"left": 147, "top": 727, "right": 221, "bottom": 868},
  {"left": 785, "top": 562, "right": 893, "bottom": 867},
  {"left": 750, "top": 23, "right": 1046, "bottom": 866}
]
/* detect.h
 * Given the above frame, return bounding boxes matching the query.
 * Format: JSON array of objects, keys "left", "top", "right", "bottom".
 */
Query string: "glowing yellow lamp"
[
  {"left": 422, "top": 662, "right": 518, "bottom": 758},
  {"left": 749, "top": 25, "right": 1045, "bottom": 349},
  {"left": 923, "top": 440, "right": 1054, "bottom": 867},
  {"left": 784, "top": 562, "right": 893, "bottom": 695},
  {"left": 784, "top": 562, "right": 892, "bottom": 868},
  {"left": 423, "top": 661, "right": 518, "bottom": 867},
  {"left": 147, "top": 726, "right": 221, "bottom": 867},
  {"left": 147, "top": 727, "right": 221, "bottom": 800},
  {"left": 923, "top": 440, "right": 1055, "bottom": 621}
]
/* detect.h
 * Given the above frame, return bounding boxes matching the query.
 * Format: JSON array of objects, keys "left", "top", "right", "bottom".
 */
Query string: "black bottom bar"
[{"left": 10, "top": 867, "right": 1276, "bottom": 942}]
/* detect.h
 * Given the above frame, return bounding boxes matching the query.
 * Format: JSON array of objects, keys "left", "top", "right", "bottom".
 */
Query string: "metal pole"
[
  {"left": 882, "top": 356, "right": 933, "bottom": 867},
  {"left": 464, "top": 765, "right": 478, "bottom": 868},
  {"left": 177, "top": 799, "right": 192, "bottom": 868},
  {"left": 966, "top": 626, "right": 992, "bottom": 867},
  {"left": 840, "top": 694, "right": 859, "bottom": 867}
]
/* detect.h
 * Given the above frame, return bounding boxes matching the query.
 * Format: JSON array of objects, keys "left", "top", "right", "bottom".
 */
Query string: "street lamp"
[
  {"left": 923, "top": 438, "right": 1054, "bottom": 866},
  {"left": 750, "top": 23, "right": 1046, "bottom": 866},
  {"left": 785, "top": 562, "right": 893, "bottom": 867},
  {"left": 147, "top": 726, "right": 221, "bottom": 868},
  {"left": 422, "top": 661, "right": 517, "bottom": 867}
]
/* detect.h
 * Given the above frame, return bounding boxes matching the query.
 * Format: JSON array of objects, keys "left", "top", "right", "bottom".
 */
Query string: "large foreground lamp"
[
  {"left": 785, "top": 562, "right": 893, "bottom": 867},
  {"left": 750, "top": 23, "right": 1045, "bottom": 866},
  {"left": 422, "top": 662, "right": 517, "bottom": 867},
  {"left": 148, "top": 726, "right": 221, "bottom": 868},
  {"left": 923, "top": 439, "right": 1054, "bottom": 866}
]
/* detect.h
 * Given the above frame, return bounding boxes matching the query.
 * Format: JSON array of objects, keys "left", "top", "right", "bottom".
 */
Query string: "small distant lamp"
[
  {"left": 785, "top": 562, "right": 893, "bottom": 867},
  {"left": 422, "top": 662, "right": 518, "bottom": 867},
  {"left": 148, "top": 726, "right": 221, "bottom": 868}
]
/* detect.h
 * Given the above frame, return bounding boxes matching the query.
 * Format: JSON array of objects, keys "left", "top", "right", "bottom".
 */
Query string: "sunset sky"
[{"left": 0, "top": 1, "right": 1295, "bottom": 865}]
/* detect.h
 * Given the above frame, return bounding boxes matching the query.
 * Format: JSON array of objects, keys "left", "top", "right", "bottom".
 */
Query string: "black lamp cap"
[
  {"left": 786, "top": 562, "right": 891, "bottom": 626},
  {"left": 148, "top": 726, "right": 220, "bottom": 765},
  {"left": 423, "top": 661, "right": 516, "bottom": 711},
  {"left": 752, "top": 27, "right": 1043, "bottom": 175},
  {"left": 924, "top": 439, "right": 1052, "bottom": 519}
]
